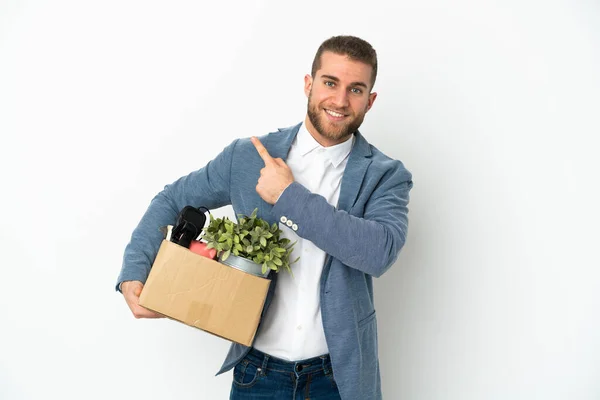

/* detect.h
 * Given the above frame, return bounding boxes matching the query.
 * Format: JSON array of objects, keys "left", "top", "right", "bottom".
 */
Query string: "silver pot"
[{"left": 219, "top": 253, "right": 270, "bottom": 278}]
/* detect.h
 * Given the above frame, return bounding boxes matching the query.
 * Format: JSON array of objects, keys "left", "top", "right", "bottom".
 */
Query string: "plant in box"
[{"left": 201, "top": 208, "right": 299, "bottom": 277}]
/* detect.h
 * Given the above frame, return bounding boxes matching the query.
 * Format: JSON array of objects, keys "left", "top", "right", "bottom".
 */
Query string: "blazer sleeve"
[
  {"left": 271, "top": 160, "right": 412, "bottom": 278},
  {"left": 115, "top": 139, "right": 238, "bottom": 291}
]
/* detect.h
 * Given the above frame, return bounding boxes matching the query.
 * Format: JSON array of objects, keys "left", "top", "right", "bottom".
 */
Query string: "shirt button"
[
  {"left": 286, "top": 220, "right": 293, "bottom": 227},
  {"left": 296, "top": 364, "right": 303, "bottom": 372},
  {"left": 292, "top": 224, "right": 298, "bottom": 231},
  {"left": 280, "top": 216, "right": 287, "bottom": 223}
]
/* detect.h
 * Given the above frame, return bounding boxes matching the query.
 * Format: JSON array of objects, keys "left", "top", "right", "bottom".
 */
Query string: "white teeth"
[{"left": 325, "top": 109, "right": 344, "bottom": 118}]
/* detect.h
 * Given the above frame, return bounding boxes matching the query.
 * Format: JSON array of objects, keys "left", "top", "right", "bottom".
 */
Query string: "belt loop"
[
  {"left": 260, "top": 353, "right": 269, "bottom": 376},
  {"left": 322, "top": 355, "right": 330, "bottom": 375}
]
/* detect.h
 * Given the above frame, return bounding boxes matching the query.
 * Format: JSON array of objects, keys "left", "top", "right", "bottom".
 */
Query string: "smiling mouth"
[{"left": 324, "top": 109, "right": 347, "bottom": 118}]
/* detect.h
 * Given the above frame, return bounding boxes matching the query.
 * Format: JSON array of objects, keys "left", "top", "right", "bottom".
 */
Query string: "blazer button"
[
  {"left": 286, "top": 220, "right": 293, "bottom": 227},
  {"left": 292, "top": 224, "right": 298, "bottom": 231},
  {"left": 280, "top": 216, "right": 288, "bottom": 223}
]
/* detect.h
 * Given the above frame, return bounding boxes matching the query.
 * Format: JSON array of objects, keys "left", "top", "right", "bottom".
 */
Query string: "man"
[{"left": 116, "top": 35, "right": 413, "bottom": 399}]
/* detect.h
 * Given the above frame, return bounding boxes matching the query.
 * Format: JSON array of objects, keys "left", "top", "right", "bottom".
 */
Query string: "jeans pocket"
[{"left": 232, "top": 359, "right": 263, "bottom": 388}]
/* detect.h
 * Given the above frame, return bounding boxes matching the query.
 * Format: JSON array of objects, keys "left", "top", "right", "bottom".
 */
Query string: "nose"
[{"left": 332, "top": 88, "right": 349, "bottom": 109}]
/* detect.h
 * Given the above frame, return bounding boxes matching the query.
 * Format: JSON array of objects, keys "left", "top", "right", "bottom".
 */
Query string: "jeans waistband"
[{"left": 246, "top": 347, "right": 333, "bottom": 375}]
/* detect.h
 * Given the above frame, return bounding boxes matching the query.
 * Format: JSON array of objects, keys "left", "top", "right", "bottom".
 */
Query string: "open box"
[{"left": 139, "top": 240, "right": 271, "bottom": 346}]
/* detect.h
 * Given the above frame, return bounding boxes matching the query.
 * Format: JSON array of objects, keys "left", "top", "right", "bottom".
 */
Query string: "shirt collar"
[{"left": 295, "top": 123, "right": 355, "bottom": 168}]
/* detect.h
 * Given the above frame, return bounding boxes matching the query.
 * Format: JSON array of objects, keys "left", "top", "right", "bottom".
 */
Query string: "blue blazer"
[{"left": 117, "top": 123, "right": 413, "bottom": 400}]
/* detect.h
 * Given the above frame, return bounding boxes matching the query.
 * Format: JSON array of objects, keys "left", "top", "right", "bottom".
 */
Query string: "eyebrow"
[{"left": 320, "top": 74, "right": 369, "bottom": 89}]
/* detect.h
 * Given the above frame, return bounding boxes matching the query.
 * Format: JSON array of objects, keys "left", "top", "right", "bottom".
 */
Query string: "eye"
[
  {"left": 324, "top": 81, "right": 335, "bottom": 87},
  {"left": 351, "top": 87, "right": 363, "bottom": 94}
]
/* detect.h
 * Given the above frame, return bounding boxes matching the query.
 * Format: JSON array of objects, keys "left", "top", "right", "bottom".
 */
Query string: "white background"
[{"left": 1, "top": 1, "right": 599, "bottom": 399}]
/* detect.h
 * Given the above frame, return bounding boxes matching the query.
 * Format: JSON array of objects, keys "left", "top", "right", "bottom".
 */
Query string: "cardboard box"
[{"left": 139, "top": 240, "right": 271, "bottom": 346}]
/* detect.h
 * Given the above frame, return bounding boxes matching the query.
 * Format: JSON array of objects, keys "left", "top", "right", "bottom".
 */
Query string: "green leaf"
[
  {"left": 222, "top": 250, "right": 231, "bottom": 261},
  {"left": 246, "top": 245, "right": 254, "bottom": 253},
  {"left": 218, "top": 234, "right": 227, "bottom": 242},
  {"left": 260, "top": 237, "right": 267, "bottom": 247},
  {"left": 235, "top": 243, "right": 243, "bottom": 251},
  {"left": 273, "top": 257, "right": 282, "bottom": 266},
  {"left": 227, "top": 238, "right": 232, "bottom": 247},
  {"left": 267, "top": 261, "right": 276, "bottom": 270},
  {"left": 262, "top": 264, "right": 268, "bottom": 274},
  {"left": 234, "top": 235, "right": 240, "bottom": 244},
  {"left": 206, "top": 242, "right": 215, "bottom": 249},
  {"left": 251, "top": 208, "right": 258, "bottom": 219}
]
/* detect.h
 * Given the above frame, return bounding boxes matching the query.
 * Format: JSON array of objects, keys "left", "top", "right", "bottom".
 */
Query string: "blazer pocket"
[{"left": 358, "top": 310, "right": 376, "bottom": 328}]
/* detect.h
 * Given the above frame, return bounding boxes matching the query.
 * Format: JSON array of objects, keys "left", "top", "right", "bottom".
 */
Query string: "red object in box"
[{"left": 189, "top": 240, "right": 217, "bottom": 259}]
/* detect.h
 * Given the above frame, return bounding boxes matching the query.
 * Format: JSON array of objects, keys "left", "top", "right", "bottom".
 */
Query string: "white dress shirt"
[{"left": 252, "top": 122, "right": 355, "bottom": 360}]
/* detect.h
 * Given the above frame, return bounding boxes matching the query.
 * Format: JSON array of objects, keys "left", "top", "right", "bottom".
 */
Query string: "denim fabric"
[{"left": 230, "top": 347, "right": 341, "bottom": 400}]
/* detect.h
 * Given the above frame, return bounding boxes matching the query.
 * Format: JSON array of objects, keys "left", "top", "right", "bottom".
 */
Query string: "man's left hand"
[{"left": 251, "top": 136, "right": 294, "bottom": 205}]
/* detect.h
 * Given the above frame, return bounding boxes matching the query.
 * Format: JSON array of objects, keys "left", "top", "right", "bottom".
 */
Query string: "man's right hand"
[{"left": 121, "top": 280, "right": 164, "bottom": 319}]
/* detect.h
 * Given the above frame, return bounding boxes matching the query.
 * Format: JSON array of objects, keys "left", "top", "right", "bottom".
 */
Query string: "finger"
[
  {"left": 133, "top": 304, "right": 163, "bottom": 319},
  {"left": 125, "top": 293, "right": 163, "bottom": 318},
  {"left": 137, "top": 304, "right": 163, "bottom": 318},
  {"left": 274, "top": 158, "right": 287, "bottom": 167},
  {"left": 251, "top": 137, "right": 275, "bottom": 166}
]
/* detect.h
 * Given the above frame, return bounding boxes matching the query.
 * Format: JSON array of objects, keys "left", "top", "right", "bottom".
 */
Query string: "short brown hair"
[{"left": 311, "top": 35, "right": 378, "bottom": 89}]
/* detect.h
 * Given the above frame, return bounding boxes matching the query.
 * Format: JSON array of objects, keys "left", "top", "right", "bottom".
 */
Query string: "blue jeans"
[{"left": 229, "top": 347, "right": 342, "bottom": 399}]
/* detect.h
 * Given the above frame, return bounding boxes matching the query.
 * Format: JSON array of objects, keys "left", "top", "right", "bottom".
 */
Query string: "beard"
[{"left": 306, "top": 91, "right": 367, "bottom": 143}]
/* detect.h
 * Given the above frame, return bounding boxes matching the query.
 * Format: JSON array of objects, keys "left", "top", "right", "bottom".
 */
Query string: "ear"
[
  {"left": 366, "top": 92, "right": 377, "bottom": 112},
  {"left": 304, "top": 74, "right": 313, "bottom": 97}
]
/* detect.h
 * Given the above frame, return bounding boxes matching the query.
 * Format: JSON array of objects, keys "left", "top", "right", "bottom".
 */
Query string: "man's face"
[{"left": 304, "top": 51, "right": 377, "bottom": 146}]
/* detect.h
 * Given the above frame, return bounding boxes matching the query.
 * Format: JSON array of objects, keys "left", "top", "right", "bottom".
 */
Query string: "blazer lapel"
[
  {"left": 265, "top": 123, "right": 302, "bottom": 161},
  {"left": 337, "top": 131, "right": 372, "bottom": 212},
  {"left": 321, "top": 131, "right": 372, "bottom": 294}
]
